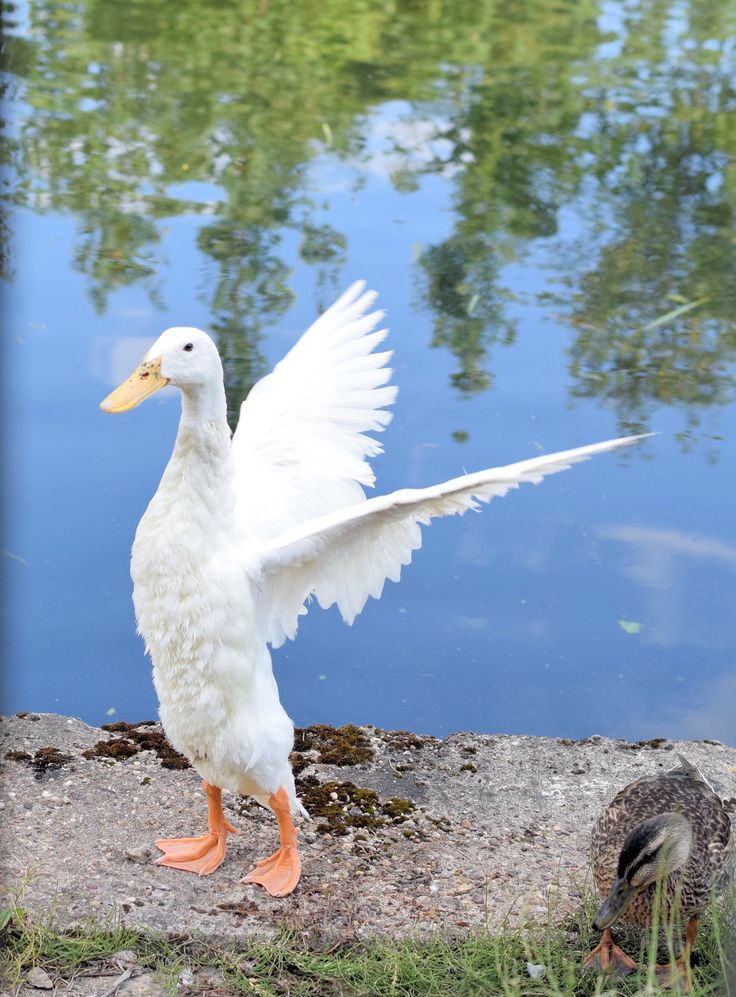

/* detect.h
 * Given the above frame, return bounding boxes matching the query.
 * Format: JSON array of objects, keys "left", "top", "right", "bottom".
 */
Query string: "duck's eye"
[{"left": 183, "top": 343, "right": 194, "bottom": 352}]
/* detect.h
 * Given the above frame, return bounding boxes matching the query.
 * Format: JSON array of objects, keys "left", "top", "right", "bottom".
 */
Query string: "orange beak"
[{"left": 100, "top": 356, "right": 168, "bottom": 413}]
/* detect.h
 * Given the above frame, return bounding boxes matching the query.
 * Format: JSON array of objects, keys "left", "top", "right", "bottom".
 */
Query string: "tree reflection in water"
[{"left": 3, "top": 0, "right": 735, "bottom": 441}]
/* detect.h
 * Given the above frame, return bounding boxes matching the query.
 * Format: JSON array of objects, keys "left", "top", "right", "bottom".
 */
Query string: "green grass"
[{"left": 1, "top": 888, "right": 734, "bottom": 996}]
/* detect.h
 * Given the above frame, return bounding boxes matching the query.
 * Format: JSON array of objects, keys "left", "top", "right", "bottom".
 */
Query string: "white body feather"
[
  {"left": 127, "top": 282, "right": 646, "bottom": 816},
  {"left": 132, "top": 421, "right": 301, "bottom": 812}
]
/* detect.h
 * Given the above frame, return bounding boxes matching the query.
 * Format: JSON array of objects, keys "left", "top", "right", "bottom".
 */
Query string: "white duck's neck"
[
  {"left": 179, "top": 378, "right": 228, "bottom": 426},
  {"left": 159, "top": 381, "right": 234, "bottom": 526}
]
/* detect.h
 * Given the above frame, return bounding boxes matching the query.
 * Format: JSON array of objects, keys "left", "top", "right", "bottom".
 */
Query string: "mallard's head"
[{"left": 593, "top": 812, "right": 693, "bottom": 930}]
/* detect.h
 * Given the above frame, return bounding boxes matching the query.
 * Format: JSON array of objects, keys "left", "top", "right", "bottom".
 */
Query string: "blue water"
[{"left": 3, "top": 0, "right": 735, "bottom": 743}]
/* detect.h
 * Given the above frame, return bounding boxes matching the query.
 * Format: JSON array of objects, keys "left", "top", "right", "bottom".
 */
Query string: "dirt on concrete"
[{"left": 1, "top": 712, "right": 735, "bottom": 993}]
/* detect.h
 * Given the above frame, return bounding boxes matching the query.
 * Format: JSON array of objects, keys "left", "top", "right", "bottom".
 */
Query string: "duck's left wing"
[
  {"left": 244, "top": 434, "right": 647, "bottom": 648},
  {"left": 231, "top": 282, "right": 396, "bottom": 545}
]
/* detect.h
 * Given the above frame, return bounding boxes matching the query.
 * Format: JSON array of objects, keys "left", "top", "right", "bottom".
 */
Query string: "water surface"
[{"left": 2, "top": 0, "right": 736, "bottom": 742}]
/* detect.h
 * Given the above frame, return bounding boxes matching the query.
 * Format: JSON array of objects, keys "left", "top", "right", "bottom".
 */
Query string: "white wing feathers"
[
  {"left": 245, "top": 434, "right": 648, "bottom": 647},
  {"left": 231, "top": 281, "right": 397, "bottom": 544}
]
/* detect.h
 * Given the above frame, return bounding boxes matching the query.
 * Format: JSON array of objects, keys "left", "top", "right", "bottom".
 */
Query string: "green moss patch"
[
  {"left": 102, "top": 720, "right": 158, "bottom": 731},
  {"left": 82, "top": 722, "right": 190, "bottom": 770},
  {"left": 619, "top": 737, "right": 670, "bottom": 751},
  {"left": 30, "top": 747, "right": 74, "bottom": 774},
  {"left": 381, "top": 729, "right": 433, "bottom": 751},
  {"left": 82, "top": 737, "right": 140, "bottom": 761},
  {"left": 295, "top": 774, "right": 417, "bottom": 837},
  {"left": 4, "top": 746, "right": 73, "bottom": 776},
  {"left": 4, "top": 750, "right": 31, "bottom": 761},
  {"left": 292, "top": 723, "right": 374, "bottom": 771}
]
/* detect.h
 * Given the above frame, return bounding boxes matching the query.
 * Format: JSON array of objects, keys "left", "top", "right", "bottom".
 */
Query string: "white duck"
[{"left": 101, "top": 282, "right": 644, "bottom": 897}]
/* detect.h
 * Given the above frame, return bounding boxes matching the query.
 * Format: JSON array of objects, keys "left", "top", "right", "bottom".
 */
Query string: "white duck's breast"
[{"left": 130, "top": 421, "right": 295, "bottom": 796}]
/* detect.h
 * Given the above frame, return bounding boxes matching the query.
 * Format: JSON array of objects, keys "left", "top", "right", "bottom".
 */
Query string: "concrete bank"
[{"left": 1, "top": 713, "right": 734, "bottom": 946}]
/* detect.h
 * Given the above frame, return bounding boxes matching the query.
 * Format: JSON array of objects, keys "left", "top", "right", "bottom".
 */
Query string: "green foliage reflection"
[{"left": 4, "top": 0, "right": 736, "bottom": 439}]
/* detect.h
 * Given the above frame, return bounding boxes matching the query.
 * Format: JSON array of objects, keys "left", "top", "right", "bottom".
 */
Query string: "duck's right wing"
[{"left": 244, "top": 434, "right": 649, "bottom": 647}]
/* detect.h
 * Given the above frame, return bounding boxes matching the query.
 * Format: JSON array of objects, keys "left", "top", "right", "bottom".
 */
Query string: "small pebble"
[
  {"left": 526, "top": 962, "right": 545, "bottom": 979},
  {"left": 125, "top": 844, "right": 153, "bottom": 864},
  {"left": 27, "top": 966, "right": 53, "bottom": 989},
  {"left": 113, "top": 949, "right": 139, "bottom": 966},
  {"left": 116, "top": 974, "right": 161, "bottom": 996},
  {"left": 193, "top": 966, "right": 225, "bottom": 986}
]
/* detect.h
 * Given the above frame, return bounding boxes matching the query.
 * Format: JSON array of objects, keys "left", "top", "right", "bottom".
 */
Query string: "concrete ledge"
[{"left": 1, "top": 713, "right": 734, "bottom": 943}]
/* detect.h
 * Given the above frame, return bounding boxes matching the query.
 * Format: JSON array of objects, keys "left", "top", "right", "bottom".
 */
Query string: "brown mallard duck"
[{"left": 584, "top": 755, "right": 733, "bottom": 985}]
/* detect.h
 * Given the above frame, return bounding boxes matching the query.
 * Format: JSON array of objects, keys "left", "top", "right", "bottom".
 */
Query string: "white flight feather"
[
  {"left": 244, "top": 435, "right": 649, "bottom": 647},
  {"left": 231, "top": 281, "right": 397, "bottom": 545}
]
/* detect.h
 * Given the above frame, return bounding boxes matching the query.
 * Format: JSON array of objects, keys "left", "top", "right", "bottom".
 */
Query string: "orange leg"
[
  {"left": 241, "top": 786, "right": 301, "bottom": 897},
  {"left": 655, "top": 916, "right": 698, "bottom": 992},
  {"left": 584, "top": 927, "right": 638, "bottom": 977},
  {"left": 156, "top": 780, "right": 237, "bottom": 876}
]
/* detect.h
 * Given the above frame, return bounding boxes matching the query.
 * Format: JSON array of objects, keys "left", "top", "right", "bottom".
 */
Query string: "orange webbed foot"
[
  {"left": 242, "top": 844, "right": 301, "bottom": 897},
  {"left": 155, "top": 781, "right": 236, "bottom": 876},
  {"left": 241, "top": 786, "right": 301, "bottom": 897},
  {"left": 583, "top": 929, "right": 638, "bottom": 977},
  {"left": 156, "top": 830, "right": 228, "bottom": 875},
  {"left": 654, "top": 918, "right": 697, "bottom": 993},
  {"left": 654, "top": 960, "right": 692, "bottom": 992}
]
